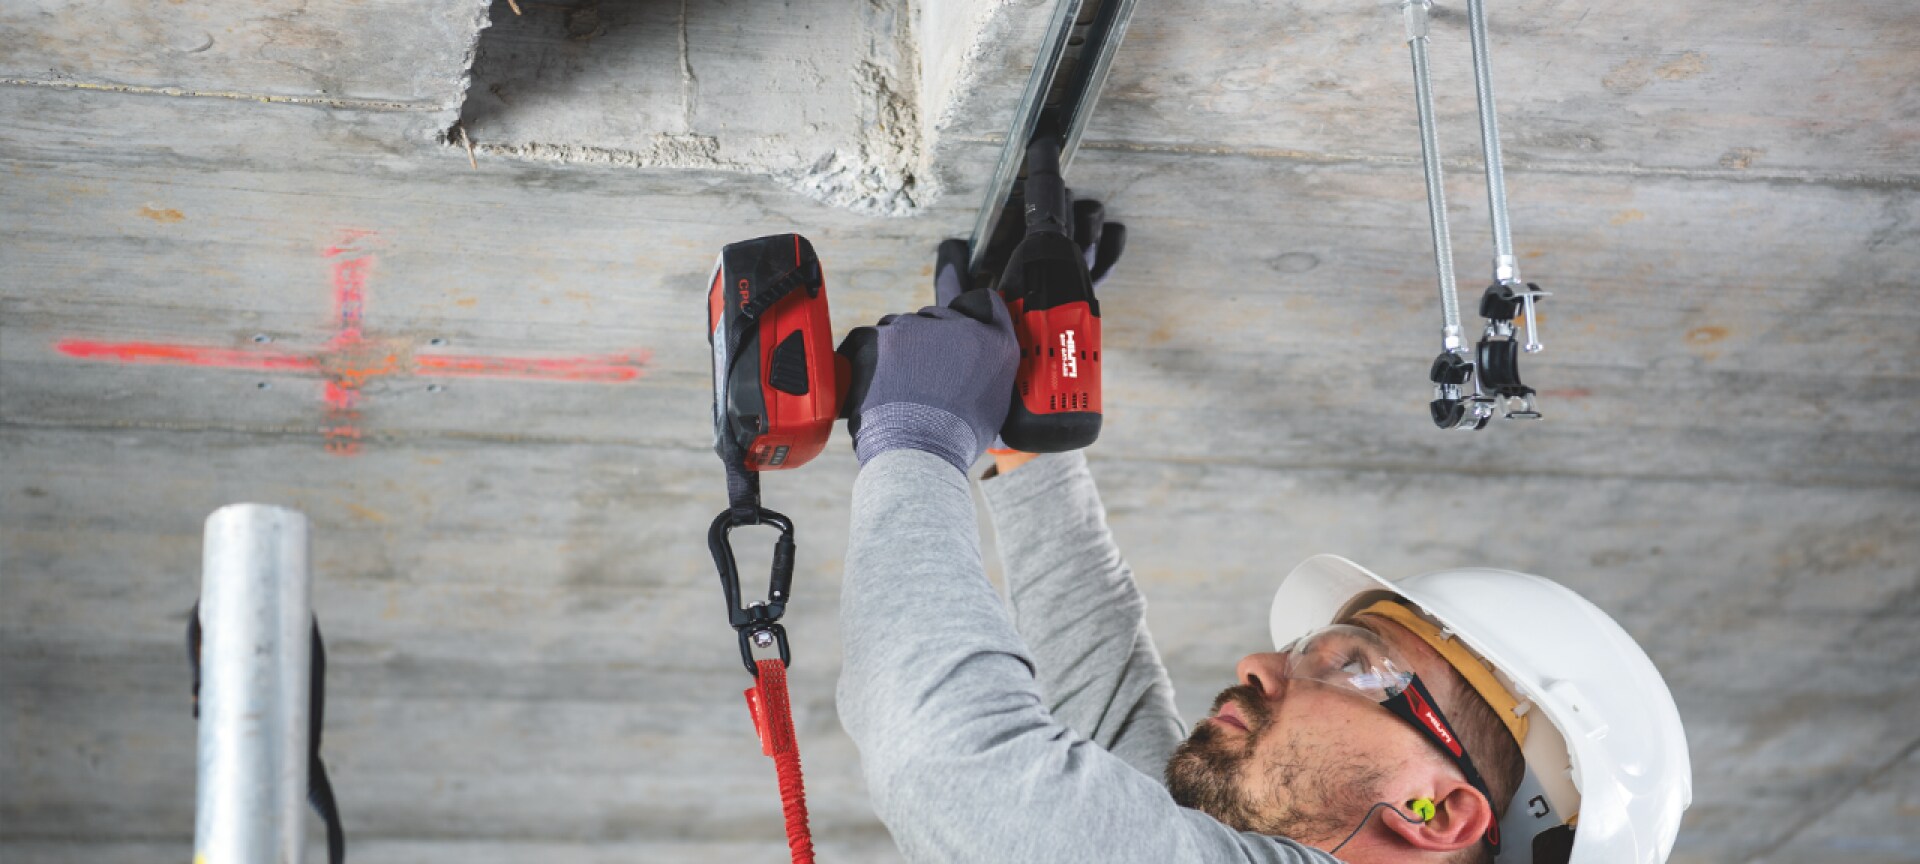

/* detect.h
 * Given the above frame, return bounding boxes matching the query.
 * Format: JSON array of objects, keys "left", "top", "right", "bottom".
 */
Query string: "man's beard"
[{"left": 1164, "top": 684, "right": 1384, "bottom": 844}]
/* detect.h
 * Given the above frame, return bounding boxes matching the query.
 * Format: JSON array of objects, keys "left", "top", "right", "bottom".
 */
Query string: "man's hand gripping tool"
[{"left": 704, "top": 227, "right": 1025, "bottom": 668}]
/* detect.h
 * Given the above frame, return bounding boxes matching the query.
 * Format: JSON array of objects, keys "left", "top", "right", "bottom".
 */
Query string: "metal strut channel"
[{"left": 967, "top": 0, "right": 1141, "bottom": 283}]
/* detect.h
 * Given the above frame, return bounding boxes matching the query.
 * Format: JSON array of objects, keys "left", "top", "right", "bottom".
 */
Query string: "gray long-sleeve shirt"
[{"left": 839, "top": 449, "right": 1338, "bottom": 863}]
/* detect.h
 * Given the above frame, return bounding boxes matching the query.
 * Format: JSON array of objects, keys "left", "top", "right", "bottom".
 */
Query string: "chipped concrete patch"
[
  {"left": 428, "top": 0, "right": 498, "bottom": 136},
  {"left": 1718, "top": 146, "right": 1764, "bottom": 170},
  {"left": 467, "top": 133, "right": 725, "bottom": 170},
  {"left": 1656, "top": 51, "right": 1709, "bottom": 81},
  {"left": 1602, "top": 56, "right": 1655, "bottom": 95},
  {"left": 447, "top": 0, "right": 938, "bottom": 216},
  {"left": 917, "top": 0, "right": 1015, "bottom": 138},
  {"left": 777, "top": 60, "right": 927, "bottom": 216},
  {"left": 1603, "top": 50, "right": 1710, "bottom": 96}
]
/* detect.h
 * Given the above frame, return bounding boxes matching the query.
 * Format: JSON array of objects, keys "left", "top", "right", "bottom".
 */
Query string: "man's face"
[{"left": 1164, "top": 617, "right": 1454, "bottom": 847}]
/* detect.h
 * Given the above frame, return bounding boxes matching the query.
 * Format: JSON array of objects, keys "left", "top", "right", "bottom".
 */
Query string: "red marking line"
[
  {"left": 53, "top": 230, "right": 649, "bottom": 456},
  {"left": 416, "top": 351, "right": 651, "bottom": 382},
  {"left": 323, "top": 245, "right": 374, "bottom": 454},
  {"left": 56, "top": 340, "right": 317, "bottom": 371},
  {"left": 53, "top": 340, "right": 652, "bottom": 383}
]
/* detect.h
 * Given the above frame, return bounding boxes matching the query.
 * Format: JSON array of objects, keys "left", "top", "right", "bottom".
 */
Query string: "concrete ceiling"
[{"left": 3, "top": 0, "right": 1916, "bottom": 862}]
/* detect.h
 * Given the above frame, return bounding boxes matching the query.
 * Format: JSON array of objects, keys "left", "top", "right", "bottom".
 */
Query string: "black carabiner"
[{"left": 708, "top": 506, "right": 796, "bottom": 675}]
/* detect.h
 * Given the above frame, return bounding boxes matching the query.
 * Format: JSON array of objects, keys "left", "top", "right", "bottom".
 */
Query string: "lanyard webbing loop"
[{"left": 744, "top": 658, "right": 816, "bottom": 864}]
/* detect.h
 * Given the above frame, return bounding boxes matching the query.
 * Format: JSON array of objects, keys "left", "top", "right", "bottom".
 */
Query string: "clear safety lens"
[{"left": 1278, "top": 624, "right": 1414, "bottom": 702}]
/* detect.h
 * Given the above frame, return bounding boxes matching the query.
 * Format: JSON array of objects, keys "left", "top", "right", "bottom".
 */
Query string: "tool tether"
[
  {"left": 709, "top": 252, "right": 818, "bottom": 862},
  {"left": 189, "top": 604, "right": 346, "bottom": 864},
  {"left": 710, "top": 457, "right": 814, "bottom": 864},
  {"left": 744, "top": 658, "right": 816, "bottom": 864}
]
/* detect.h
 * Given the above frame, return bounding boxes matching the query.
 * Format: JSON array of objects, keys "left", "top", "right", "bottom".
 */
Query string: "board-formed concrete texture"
[{"left": 2, "top": 0, "right": 1916, "bottom": 861}]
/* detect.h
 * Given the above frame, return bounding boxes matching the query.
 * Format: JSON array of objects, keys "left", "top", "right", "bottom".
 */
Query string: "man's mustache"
[{"left": 1207, "top": 683, "right": 1272, "bottom": 736}]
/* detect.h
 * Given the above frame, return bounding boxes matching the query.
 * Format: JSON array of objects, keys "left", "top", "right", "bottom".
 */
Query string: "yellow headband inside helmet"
[{"left": 1357, "top": 599, "right": 1530, "bottom": 749}]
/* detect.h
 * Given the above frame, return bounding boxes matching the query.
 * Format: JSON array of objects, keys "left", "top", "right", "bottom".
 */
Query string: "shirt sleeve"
[
  {"left": 836, "top": 449, "right": 1338, "bottom": 864},
  {"left": 978, "top": 450, "right": 1186, "bottom": 780}
]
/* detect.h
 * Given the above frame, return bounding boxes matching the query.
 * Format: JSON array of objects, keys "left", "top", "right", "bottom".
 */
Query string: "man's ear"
[{"left": 1378, "top": 784, "right": 1493, "bottom": 853}]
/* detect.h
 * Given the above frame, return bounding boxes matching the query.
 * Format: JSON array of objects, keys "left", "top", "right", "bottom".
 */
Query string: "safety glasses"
[{"left": 1278, "top": 624, "right": 1502, "bottom": 853}]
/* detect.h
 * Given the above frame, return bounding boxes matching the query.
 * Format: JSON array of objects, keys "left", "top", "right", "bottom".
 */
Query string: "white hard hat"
[{"left": 1269, "top": 555, "right": 1691, "bottom": 864}]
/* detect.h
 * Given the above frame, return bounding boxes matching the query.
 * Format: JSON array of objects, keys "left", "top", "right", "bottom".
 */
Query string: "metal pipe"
[
  {"left": 1467, "top": 0, "right": 1516, "bottom": 285},
  {"left": 1405, "top": 0, "right": 1463, "bottom": 352},
  {"left": 195, "top": 503, "right": 313, "bottom": 864}
]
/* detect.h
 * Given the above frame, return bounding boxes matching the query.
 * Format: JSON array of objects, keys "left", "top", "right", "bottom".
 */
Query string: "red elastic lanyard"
[{"left": 744, "top": 658, "right": 815, "bottom": 864}]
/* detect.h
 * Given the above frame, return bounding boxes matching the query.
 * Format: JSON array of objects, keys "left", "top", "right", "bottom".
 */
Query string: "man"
[{"left": 835, "top": 229, "right": 1691, "bottom": 863}]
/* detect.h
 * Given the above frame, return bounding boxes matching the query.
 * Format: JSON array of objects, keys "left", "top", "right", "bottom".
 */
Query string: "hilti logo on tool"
[{"left": 1059, "top": 330, "right": 1078, "bottom": 378}]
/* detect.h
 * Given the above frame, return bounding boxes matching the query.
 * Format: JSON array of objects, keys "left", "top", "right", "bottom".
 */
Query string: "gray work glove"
[{"left": 836, "top": 280, "right": 1019, "bottom": 474}]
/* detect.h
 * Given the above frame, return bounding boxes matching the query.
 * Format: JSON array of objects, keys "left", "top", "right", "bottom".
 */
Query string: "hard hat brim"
[{"left": 1268, "top": 554, "right": 1400, "bottom": 648}]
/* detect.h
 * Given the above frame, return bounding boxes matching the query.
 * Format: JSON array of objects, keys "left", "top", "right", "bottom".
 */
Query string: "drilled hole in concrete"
[
  {"left": 256, "top": 381, "right": 272, "bottom": 390},
  {"left": 427, "top": 384, "right": 446, "bottom": 393},
  {"left": 428, "top": 337, "right": 448, "bottom": 347},
  {"left": 252, "top": 333, "right": 273, "bottom": 344},
  {"left": 1268, "top": 252, "right": 1321, "bottom": 274}
]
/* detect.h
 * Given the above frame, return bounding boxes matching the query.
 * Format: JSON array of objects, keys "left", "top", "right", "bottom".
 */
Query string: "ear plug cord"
[{"left": 1329, "top": 800, "right": 1433, "bottom": 856}]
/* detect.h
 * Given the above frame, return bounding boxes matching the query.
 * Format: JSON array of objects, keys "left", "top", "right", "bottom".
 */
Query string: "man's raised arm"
[
  {"left": 842, "top": 449, "right": 1331, "bottom": 864},
  {"left": 832, "top": 286, "right": 1332, "bottom": 864},
  {"left": 980, "top": 451, "right": 1186, "bottom": 779}
]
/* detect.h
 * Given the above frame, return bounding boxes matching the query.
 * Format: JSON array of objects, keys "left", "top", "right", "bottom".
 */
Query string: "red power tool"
[
  {"left": 706, "top": 237, "right": 834, "bottom": 864},
  {"left": 993, "top": 135, "right": 1107, "bottom": 453},
  {"left": 708, "top": 233, "right": 847, "bottom": 475}
]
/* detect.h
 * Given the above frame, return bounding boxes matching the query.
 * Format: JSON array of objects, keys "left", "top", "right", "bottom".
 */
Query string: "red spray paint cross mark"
[
  {"left": 323, "top": 247, "right": 373, "bottom": 453},
  {"left": 56, "top": 230, "right": 651, "bottom": 455}
]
